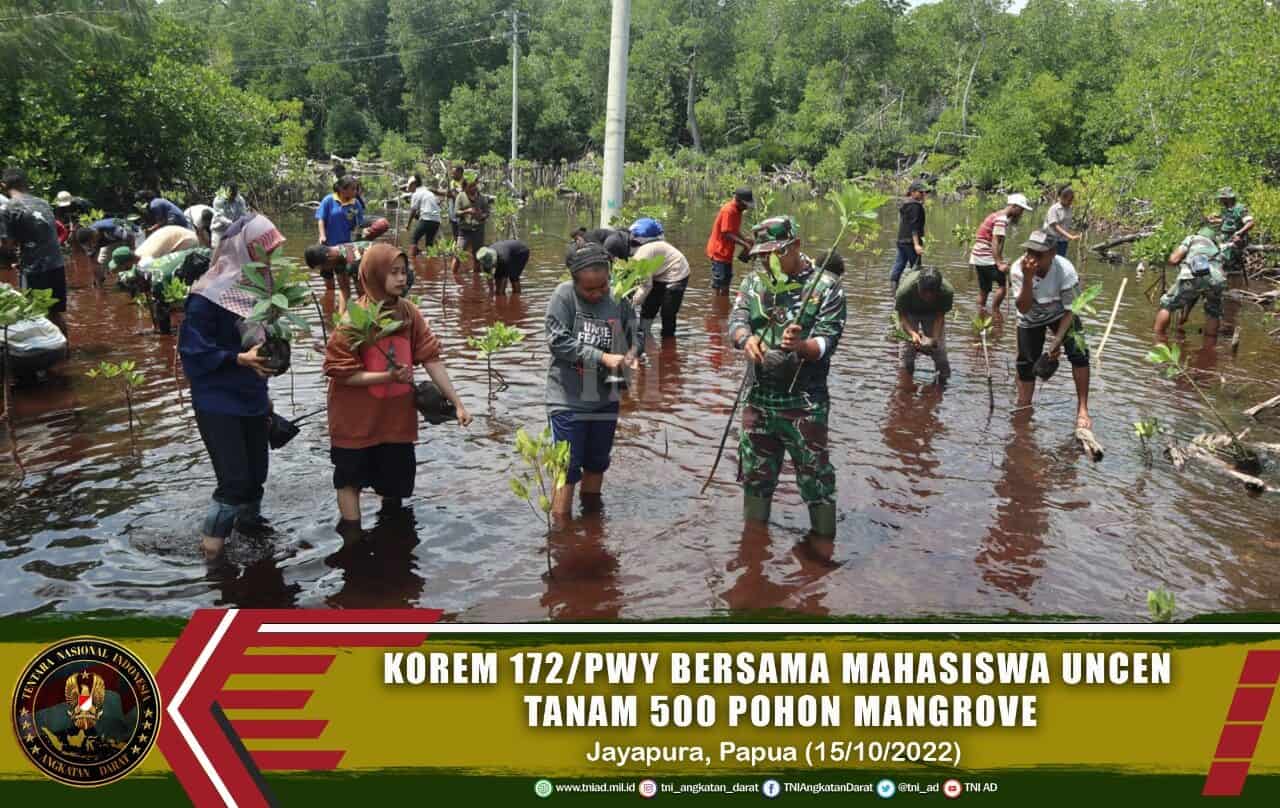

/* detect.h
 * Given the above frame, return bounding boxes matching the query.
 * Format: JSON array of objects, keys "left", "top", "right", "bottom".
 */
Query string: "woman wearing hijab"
[
  {"left": 179, "top": 214, "right": 284, "bottom": 558},
  {"left": 323, "top": 243, "right": 472, "bottom": 534}
]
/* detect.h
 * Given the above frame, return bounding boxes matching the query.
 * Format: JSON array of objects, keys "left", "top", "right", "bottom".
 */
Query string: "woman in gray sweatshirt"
[{"left": 545, "top": 241, "right": 638, "bottom": 516}]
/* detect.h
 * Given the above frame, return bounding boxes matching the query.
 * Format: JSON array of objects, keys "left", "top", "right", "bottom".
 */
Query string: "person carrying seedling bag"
[
  {"left": 323, "top": 243, "right": 471, "bottom": 538},
  {"left": 727, "top": 216, "right": 846, "bottom": 537}
]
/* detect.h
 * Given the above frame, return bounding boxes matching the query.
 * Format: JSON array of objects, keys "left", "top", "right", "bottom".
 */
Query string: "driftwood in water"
[
  {"left": 1227, "top": 287, "right": 1280, "bottom": 306},
  {"left": 1090, "top": 230, "right": 1154, "bottom": 255},
  {"left": 1244, "top": 393, "right": 1280, "bottom": 418},
  {"left": 1172, "top": 435, "right": 1278, "bottom": 494},
  {"left": 1075, "top": 427, "right": 1104, "bottom": 461}
]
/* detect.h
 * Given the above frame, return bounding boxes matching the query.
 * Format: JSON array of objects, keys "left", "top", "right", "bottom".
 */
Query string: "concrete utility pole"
[
  {"left": 510, "top": 7, "right": 519, "bottom": 167},
  {"left": 599, "top": 0, "right": 631, "bottom": 228}
]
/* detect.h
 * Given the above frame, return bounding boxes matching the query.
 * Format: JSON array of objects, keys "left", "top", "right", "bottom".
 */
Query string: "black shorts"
[
  {"left": 456, "top": 228, "right": 484, "bottom": 253},
  {"left": 495, "top": 254, "right": 529, "bottom": 281},
  {"left": 330, "top": 443, "right": 416, "bottom": 498},
  {"left": 1016, "top": 315, "right": 1089, "bottom": 381},
  {"left": 411, "top": 219, "right": 439, "bottom": 247},
  {"left": 319, "top": 261, "right": 358, "bottom": 282},
  {"left": 22, "top": 266, "right": 68, "bottom": 314},
  {"left": 974, "top": 264, "right": 1006, "bottom": 294}
]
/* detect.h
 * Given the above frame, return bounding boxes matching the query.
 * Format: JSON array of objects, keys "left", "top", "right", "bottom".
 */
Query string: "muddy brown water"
[{"left": 3, "top": 198, "right": 1280, "bottom": 621}]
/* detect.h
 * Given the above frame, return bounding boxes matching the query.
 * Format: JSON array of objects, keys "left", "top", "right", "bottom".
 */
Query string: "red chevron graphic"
[
  {"left": 156, "top": 609, "right": 440, "bottom": 807},
  {"left": 1203, "top": 650, "right": 1280, "bottom": 797}
]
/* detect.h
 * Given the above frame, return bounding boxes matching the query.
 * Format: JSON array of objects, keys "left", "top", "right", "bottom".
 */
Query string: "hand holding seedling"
[
  {"left": 237, "top": 344, "right": 273, "bottom": 378},
  {"left": 389, "top": 364, "right": 413, "bottom": 385}
]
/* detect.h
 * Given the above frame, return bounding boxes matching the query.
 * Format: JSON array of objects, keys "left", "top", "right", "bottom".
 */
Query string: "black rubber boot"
[
  {"left": 743, "top": 494, "right": 772, "bottom": 523},
  {"left": 808, "top": 503, "right": 837, "bottom": 537}
]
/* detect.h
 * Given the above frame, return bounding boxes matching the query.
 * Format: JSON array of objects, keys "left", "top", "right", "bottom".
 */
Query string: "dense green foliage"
[{"left": 2, "top": 0, "right": 1277, "bottom": 236}]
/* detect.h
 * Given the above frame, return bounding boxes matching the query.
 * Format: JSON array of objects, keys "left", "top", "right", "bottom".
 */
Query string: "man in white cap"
[
  {"left": 970, "top": 193, "right": 1033, "bottom": 313},
  {"left": 1009, "top": 229, "right": 1092, "bottom": 430}
]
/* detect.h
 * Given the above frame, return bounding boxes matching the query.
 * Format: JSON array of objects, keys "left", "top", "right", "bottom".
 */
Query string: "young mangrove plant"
[
  {"left": 610, "top": 254, "right": 666, "bottom": 302},
  {"left": 491, "top": 192, "right": 520, "bottom": 239},
  {"left": 972, "top": 313, "right": 995, "bottom": 412},
  {"left": 86, "top": 360, "right": 145, "bottom": 453},
  {"left": 1146, "top": 343, "right": 1255, "bottom": 468},
  {"left": 1066, "top": 282, "right": 1104, "bottom": 354},
  {"left": 509, "top": 426, "right": 571, "bottom": 576},
  {"left": 0, "top": 286, "right": 55, "bottom": 475},
  {"left": 467, "top": 322, "right": 525, "bottom": 399},
  {"left": 338, "top": 298, "right": 405, "bottom": 369},
  {"left": 1147, "top": 585, "right": 1176, "bottom": 623},
  {"left": 241, "top": 248, "right": 309, "bottom": 375},
  {"left": 1133, "top": 417, "right": 1163, "bottom": 466}
]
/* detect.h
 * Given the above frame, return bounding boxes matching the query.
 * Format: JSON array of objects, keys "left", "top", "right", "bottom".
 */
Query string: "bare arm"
[
  {"left": 1168, "top": 246, "right": 1188, "bottom": 266},
  {"left": 423, "top": 359, "right": 472, "bottom": 425},
  {"left": 1047, "top": 311, "right": 1076, "bottom": 355},
  {"left": 1015, "top": 270, "right": 1035, "bottom": 314},
  {"left": 336, "top": 369, "right": 398, "bottom": 387}
]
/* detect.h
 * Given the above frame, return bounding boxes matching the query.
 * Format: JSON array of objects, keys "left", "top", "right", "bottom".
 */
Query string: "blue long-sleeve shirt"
[{"left": 179, "top": 294, "right": 269, "bottom": 416}]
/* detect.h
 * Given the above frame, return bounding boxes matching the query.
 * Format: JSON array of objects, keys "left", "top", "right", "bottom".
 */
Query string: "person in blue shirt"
[
  {"left": 135, "top": 189, "right": 190, "bottom": 233},
  {"left": 315, "top": 176, "right": 366, "bottom": 308},
  {"left": 179, "top": 214, "right": 285, "bottom": 559}
]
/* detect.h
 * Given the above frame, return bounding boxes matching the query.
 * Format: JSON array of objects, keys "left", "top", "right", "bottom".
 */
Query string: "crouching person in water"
[
  {"left": 323, "top": 243, "right": 471, "bottom": 535},
  {"left": 895, "top": 267, "right": 954, "bottom": 382},
  {"left": 728, "top": 216, "right": 846, "bottom": 537},
  {"left": 179, "top": 215, "right": 285, "bottom": 559},
  {"left": 545, "top": 242, "right": 638, "bottom": 517},
  {"left": 1154, "top": 227, "right": 1227, "bottom": 342}
]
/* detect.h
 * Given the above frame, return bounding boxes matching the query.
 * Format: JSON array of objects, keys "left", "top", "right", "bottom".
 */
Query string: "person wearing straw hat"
[
  {"left": 1008, "top": 229, "right": 1092, "bottom": 430},
  {"left": 971, "top": 193, "right": 1033, "bottom": 313},
  {"left": 728, "top": 215, "right": 845, "bottom": 537}
]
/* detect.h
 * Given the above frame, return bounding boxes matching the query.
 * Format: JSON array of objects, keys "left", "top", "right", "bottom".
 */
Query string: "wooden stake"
[
  {"left": 1244, "top": 392, "right": 1280, "bottom": 418},
  {"left": 1093, "top": 277, "right": 1127, "bottom": 368}
]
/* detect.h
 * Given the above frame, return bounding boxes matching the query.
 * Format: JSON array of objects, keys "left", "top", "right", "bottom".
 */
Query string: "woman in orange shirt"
[{"left": 323, "top": 243, "right": 472, "bottom": 534}]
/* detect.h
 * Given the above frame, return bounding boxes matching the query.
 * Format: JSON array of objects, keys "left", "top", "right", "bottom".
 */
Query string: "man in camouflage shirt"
[
  {"left": 1154, "top": 227, "right": 1227, "bottom": 341},
  {"left": 727, "top": 216, "right": 846, "bottom": 537},
  {"left": 1209, "top": 187, "right": 1255, "bottom": 275}
]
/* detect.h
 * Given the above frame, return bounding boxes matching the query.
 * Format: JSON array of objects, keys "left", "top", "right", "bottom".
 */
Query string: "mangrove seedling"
[
  {"left": 240, "top": 247, "right": 309, "bottom": 375},
  {"left": 827, "top": 183, "right": 889, "bottom": 254},
  {"left": 1147, "top": 585, "right": 1176, "bottom": 623},
  {"left": 509, "top": 426, "right": 571, "bottom": 576},
  {"left": 467, "top": 322, "right": 525, "bottom": 399},
  {"left": 1134, "top": 417, "right": 1163, "bottom": 465},
  {"left": 972, "top": 313, "right": 995, "bottom": 412},
  {"left": 1146, "top": 343, "right": 1255, "bottom": 468},
  {"left": 610, "top": 255, "right": 665, "bottom": 302},
  {"left": 1066, "top": 282, "right": 1103, "bottom": 354},
  {"left": 86, "top": 360, "right": 145, "bottom": 452},
  {"left": 491, "top": 192, "right": 520, "bottom": 239},
  {"left": 952, "top": 222, "right": 971, "bottom": 250},
  {"left": 337, "top": 298, "right": 406, "bottom": 370},
  {"left": 0, "top": 286, "right": 55, "bottom": 475},
  {"left": 160, "top": 276, "right": 190, "bottom": 306}
]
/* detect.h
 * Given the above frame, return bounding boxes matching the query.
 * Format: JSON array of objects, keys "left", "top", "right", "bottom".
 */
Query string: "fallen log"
[
  {"left": 1244, "top": 392, "right": 1280, "bottom": 418},
  {"left": 1075, "top": 427, "right": 1104, "bottom": 461},
  {"left": 1246, "top": 244, "right": 1280, "bottom": 253},
  {"left": 1184, "top": 443, "right": 1278, "bottom": 493},
  {"left": 1165, "top": 440, "right": 1189, "bottom": 471},
  {"left": 1090, "top": 230, "right": 1153, "bottom": 254}
]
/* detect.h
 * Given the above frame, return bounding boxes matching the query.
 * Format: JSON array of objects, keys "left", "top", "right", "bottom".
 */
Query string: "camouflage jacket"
[{"left": 728, "top": 258, "right": 846, "bottom": 407}]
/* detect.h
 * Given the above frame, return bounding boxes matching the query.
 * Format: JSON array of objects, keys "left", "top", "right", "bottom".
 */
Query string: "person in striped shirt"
[{"left": 970, "top": 193, "right": 1033, "bottom": 314}]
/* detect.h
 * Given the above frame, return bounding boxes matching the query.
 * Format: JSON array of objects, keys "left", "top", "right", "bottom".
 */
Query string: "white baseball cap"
[{"left": 1007, "top": 193, "right": 1033, "bottom": 211}]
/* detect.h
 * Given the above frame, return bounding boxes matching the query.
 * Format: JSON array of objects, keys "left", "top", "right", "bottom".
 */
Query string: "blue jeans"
[
  {"left": 710, "top": 261, "right": 733, "bottom": 289},
  {"left": 549, "top": 403, "right": 621, "bottom": 484},
  {"left": 890, "top": 242, "right": 920, "bottom": 289},
  {"left": 1055, "top": 240, "right": 1069, "bottom": 257}
]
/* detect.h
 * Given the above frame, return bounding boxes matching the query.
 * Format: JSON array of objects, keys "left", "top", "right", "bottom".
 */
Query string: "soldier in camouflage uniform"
[
  {"left": 727, "top": 216, "right": 846, "bottom": 537},
  {"left": 1209, "top": 187, "right": 1255, "bottom": 276},
  {"left": 1154, "top": 227, "right": 1227, "bottom": 341}
]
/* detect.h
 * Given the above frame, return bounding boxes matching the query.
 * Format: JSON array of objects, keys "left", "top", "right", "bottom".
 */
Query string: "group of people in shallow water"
[{"left": 2, "top": 164, "right": 1260, "bottom": 558}]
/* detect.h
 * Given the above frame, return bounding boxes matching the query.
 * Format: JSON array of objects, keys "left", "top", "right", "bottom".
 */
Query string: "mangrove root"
[
  {"left": 1244, "top": 393, "right": 1280, "bottom": 418},
  {"left": 1089, "top": 230, "right": 1154, "bottom": 255}
]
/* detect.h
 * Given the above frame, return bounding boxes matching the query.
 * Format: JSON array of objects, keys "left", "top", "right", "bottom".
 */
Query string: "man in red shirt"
[
  {"left": 705, "top": 188, "right": 754, "bottom": 295},
  {"left": 970, "top": 193, "right": 1033, "bottom": 313}
]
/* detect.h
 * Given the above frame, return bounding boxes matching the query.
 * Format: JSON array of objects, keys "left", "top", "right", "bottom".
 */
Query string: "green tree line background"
[{"left": 2, "top": 0, "right": 1277, "bottom": 235}]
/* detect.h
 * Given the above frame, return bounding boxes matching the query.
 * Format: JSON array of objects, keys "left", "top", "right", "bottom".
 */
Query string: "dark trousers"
[
  {"left": 411, "top": 219, "right": 439, "bottom": 250},
  {"left": 639, "top": 278, "right": 687, "bottom": 337},
  {"left": 890, "top": 242, "right": 920, "bottom": 289},
  {"left": 195, "top": 409, "right": 269, "bottom": 538}
]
